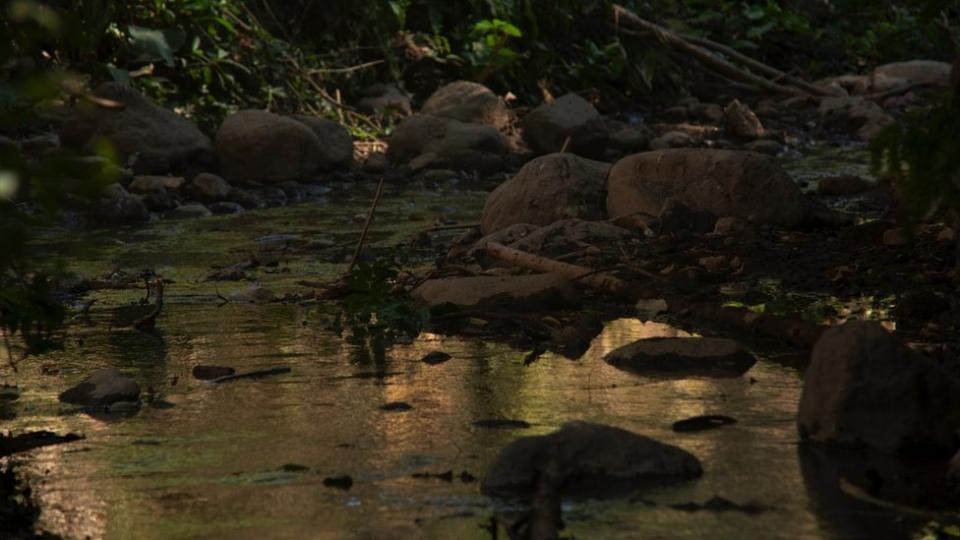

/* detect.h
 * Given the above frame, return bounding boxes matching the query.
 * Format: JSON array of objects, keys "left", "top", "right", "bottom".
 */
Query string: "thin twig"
[
  {"left": 308, "top": 60, "right": 385, "bottom": 74},
  {"left": 346, "top": 177, "right": 386, "bottom": 276}
]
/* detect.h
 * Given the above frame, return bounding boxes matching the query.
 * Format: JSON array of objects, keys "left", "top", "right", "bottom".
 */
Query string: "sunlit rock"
[{"left": 58, "top": 368, "right": 140, "bottom": 407}]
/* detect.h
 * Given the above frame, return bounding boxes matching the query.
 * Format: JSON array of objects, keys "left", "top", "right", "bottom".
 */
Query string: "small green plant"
[{"left": 333, "top": 259, "right": 429, "bottom": 343}]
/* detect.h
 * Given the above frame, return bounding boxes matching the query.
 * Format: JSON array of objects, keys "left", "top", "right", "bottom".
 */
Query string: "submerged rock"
[
  {"left": 607, "top": 149, "right": 809, "bottom": 228},
  {"left": 59, "top": 368, "right": 140, "bottom": 407},
  {"left": 482, "top": 421, "right": 702, "bottom": 498},
  {"left": 59, "top": 82, "right": 213, "bottom": 175},
  {"left": 797, "top": 321, "right": 960, "bottom": 454},
  {"left": 604, "top": 337, "right": 756, "bottom": 378},
  {"left": 481, "top": 153, "right": 610, "bottom": 234},
  {"left": 411, "top": 274, "right": 581, "bottom": 311}
]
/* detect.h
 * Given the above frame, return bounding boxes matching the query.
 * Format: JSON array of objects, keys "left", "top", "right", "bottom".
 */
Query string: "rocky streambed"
[{"left": 4, "top": 61, "right": 960, "bottom": 538}]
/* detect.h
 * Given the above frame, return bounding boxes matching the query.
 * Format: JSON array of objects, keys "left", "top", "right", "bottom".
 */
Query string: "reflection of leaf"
[{"left": 127, "top": 25, "right": 186, "bottom": 67}]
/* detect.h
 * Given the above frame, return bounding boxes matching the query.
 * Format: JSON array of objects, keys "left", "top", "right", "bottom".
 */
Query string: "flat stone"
[
  {"left": 411, "top": 274, "right": 581, "bottom": 311},
  {"left": 604, "top": 338, "right": 756, "bottom": 378}
]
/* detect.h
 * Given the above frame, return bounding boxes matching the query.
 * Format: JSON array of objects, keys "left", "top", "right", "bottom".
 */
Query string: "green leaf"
[
  {"left": 127, "top": 25, "right": 186, "bottom": 67},
  {"left": 106, "top": 64, "right": 131, "bottom": 85}
]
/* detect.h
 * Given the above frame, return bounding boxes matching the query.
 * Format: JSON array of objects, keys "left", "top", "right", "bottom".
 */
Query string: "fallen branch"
[
  {"left": 612, "top": 4, "right": 812, "bottom": 96},
  {"left": 484, "top": 241, "right": 639, "bottom": 297},
  {"left": 208, "top": 366, "right": 291, "bottom": 384}
]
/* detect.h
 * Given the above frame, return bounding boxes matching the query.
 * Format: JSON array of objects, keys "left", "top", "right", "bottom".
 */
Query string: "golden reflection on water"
[{"left": 6, "top": 306, "right": 815, "bottom": 539}]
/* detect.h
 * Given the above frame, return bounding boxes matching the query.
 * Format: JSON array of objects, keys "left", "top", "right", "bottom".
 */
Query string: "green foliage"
[
  {"left": 871, "top": 97, "right": 960, "bottom": 222},
  {"left": 1, "top": 1, "right": 117, "bottom": 368},
  {"left": 333, "top": 260, "right": 429, "bottom": 342}
]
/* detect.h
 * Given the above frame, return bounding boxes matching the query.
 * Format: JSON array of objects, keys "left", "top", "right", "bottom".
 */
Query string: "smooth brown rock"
[
  {"left": 797, "top": 321, "right": 960, "bottom": 454},
  {"left": 59, "top": 368, "right": 140, "bottom": 406},
  {"left": 421, "top": 81, "right": 512, "bottom": 130},
  {"left": 481, "top": 153, "right": 609, "bottom": 234},
  {"left": 523, "top": 93, "right": 600, "bottom": 155},
  {"left": 604, "top": 337, "right": 756, "bottom": 378},
  {"left": 607, "top": 149, "right": 808, "bottom": 227},
  {"left": 60, "top": 82, "right": 213, "bottom": 175}
]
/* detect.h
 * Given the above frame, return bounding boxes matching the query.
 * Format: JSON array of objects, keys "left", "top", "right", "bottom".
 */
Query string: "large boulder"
[
  {"left": 604, "top": 337, "right": 756, "bottom": 378},
  {"left": 797, "top": 321, "right": 960, "bottom": 454},
  {"left": 59, "top": 368, "right": 140, "bottom": 407},
  {"left": 215, "top": 110, "right": 351, "bottom": 184},
  {"left": 290, "top": 115, "right": 354, "bottom": 170},
  {"left": 421, "top": 81, "right": 512, "bottom": 130},
  {"left": 523, "top": 93, "right": 600, "bottom": 155},
  {"left": 411, "top": 273, "right": 580, "bottom": 311},
  {"left": 818, "top": 96, "right": 895, "bottom": 141},
  {"left": 481, "top": 153, "right": 610, "bottom": 234},
  {"left": 59, "top": 82, "right": 213, "bottom": 176},
  {"left": 387, "top": 114, "right": 504, "bottom": 174},
  {"left": 606, "top": 149, "right": 808, "bottom": 227},
  {"left": 482, "top": 421, "right": 702, "bottom": 498}
]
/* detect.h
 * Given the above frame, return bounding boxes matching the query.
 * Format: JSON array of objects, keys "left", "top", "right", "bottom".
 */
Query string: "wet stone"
[
  {"left": 672, "top": 415, "right": 738, "bottom": 433},
  {"left": 192, "top": 365, "right": 236, "bottom": 380},
  {"left": 380, "top": 401, "right": 413, "bottom": 412},
  {"left": 482, "top": 421, "right": 702, "bottom": 498},
  {"left": 421, "top": 351, "right": 452, "bottom": 365},
  {"left": 322, "top": 475, "right": 353, "bottom": 490},
  {"left": 604, "top": 338, "right": 756, "bottom": 378},
  {"left": 59, "top": 368, "right": 141, "bottom": 407}
]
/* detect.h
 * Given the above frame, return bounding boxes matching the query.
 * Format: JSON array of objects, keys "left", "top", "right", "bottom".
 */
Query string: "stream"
[{"left": 2, "top": 148, "right": 927, "bottom": 539}]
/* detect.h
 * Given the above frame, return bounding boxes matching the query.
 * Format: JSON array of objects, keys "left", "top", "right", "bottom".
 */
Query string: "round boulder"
[
  {"left": 481, "top": 153, "right": 610, "bottom": 234},
  {"left": 523, "top": 93, "right": 600, "bottom": 155},
  {"left": 607, "top": 149, "right": 808, "bottom": 227},
  {"left": 216, "top": 110, "right": 351, "bottom": 184},
  {"left": 421, "top": 81, "right": 512, "bottom": 130},
  {"left": 59, "top": 82, "right": 213, "bottom": 176},
  {"left": 482, "top": 421, "right": 702, "bottom": 498}
]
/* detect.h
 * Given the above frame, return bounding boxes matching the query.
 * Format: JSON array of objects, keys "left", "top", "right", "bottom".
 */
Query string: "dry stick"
[
  {"left": 612, "top": 4, "right": 801, "bottom": 96},
  {"left": 335, "top": 88, "right": 345, "bottom": 124},
  {"left": 681, "top": 34, "right": 828, "bottom": 97},
  {"left": 558, "top": 136, "right": 572, "bottom": 153},
  {"left": 346, "top": 177, "right": 386, "bottom": 276}
]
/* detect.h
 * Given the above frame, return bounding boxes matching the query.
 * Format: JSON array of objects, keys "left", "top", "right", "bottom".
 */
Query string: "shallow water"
[{"left": 2, "top": 179, "right": 924, "bottom": 539}]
